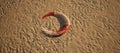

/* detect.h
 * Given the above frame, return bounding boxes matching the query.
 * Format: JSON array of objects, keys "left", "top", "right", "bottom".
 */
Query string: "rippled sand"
[{"left": 0, "top": 0, "right": 120, "bottom": 53}]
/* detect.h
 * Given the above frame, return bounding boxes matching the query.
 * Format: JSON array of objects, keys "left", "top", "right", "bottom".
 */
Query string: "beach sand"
[{"left": 0, "top": 0, "right": 120, "bottom": 53}]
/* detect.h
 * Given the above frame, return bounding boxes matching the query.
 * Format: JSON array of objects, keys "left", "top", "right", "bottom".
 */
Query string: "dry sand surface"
[{"left": 0, "top": 0, "right": 120, "bottom": 53}]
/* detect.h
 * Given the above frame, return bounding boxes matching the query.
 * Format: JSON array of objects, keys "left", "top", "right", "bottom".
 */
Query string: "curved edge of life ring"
[{"left": 41, "top": 12, "right": 71, "bottom": 37}]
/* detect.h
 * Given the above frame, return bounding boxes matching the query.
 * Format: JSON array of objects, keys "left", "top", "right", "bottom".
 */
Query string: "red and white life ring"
[{"left": 41, "top": 12, "right": 71, "bottom": 37}]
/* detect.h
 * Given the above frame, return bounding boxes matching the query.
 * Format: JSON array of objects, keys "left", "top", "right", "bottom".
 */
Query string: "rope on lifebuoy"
[{"left": 41, "top": 12, "right": 71, "bottom": 37}]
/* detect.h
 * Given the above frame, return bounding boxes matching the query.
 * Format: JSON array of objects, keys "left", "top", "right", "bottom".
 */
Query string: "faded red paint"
[{"left": 42, "top": 12, "right": 55, "bottom": 19}]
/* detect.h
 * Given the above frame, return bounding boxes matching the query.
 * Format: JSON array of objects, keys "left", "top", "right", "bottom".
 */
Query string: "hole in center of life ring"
[{"left": 41, "top": 16, "right": 60, "bottom": 32}]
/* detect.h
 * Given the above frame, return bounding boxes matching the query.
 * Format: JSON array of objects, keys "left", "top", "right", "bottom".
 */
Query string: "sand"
[{"left": 0, "top": 0, "right": 120, "bottom": 53}]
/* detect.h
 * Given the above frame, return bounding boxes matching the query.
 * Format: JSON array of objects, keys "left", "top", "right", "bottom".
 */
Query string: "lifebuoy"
[{"left": 41, "top": 12, "right": 71, "bottom": 37}]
